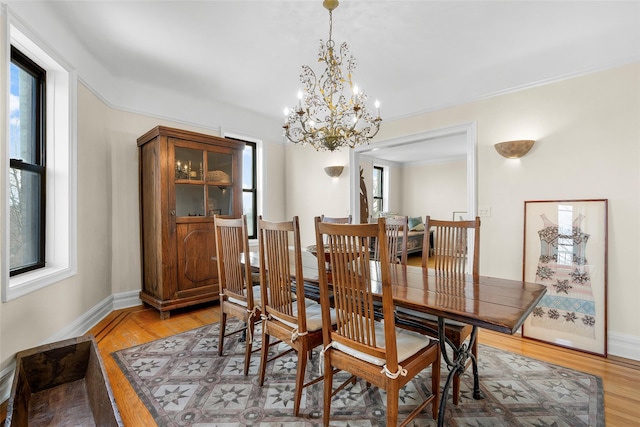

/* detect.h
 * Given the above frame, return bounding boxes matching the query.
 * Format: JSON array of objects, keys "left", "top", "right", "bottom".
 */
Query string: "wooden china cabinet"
[{"left": 137, "top": 126, "right": 243, "bottom": 319}]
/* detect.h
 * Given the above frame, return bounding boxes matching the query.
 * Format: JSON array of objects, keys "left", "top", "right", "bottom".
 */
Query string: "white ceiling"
[{"left": 8, "top": 1, "right": 640, "bottom": 162}]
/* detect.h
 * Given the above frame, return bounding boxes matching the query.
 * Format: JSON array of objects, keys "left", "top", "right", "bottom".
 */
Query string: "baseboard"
[
  {"left": 112, "top": 290, "right": 143, "bottom": 310},
  {"left": 0, "top": 290, "right": 142, "bottom": 405},
  {"left": 608, "top": 331, "right": 640, "bottom": 361}
]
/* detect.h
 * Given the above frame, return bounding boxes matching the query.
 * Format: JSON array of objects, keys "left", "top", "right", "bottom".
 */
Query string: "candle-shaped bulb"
[
  {"left": 353, "top": 85, "right": 359, "bottom": 97},
  {"left": 375, "top": 100, "right": 381, "bottom": 117}
]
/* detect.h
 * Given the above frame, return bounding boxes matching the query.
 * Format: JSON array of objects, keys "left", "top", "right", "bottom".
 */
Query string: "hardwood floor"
[
  {"left": 407, "top": 253, "right": 423, "bottom": 267},
  {"left": 89, "top": 304, "right": 220, "bottom": 426},
  {"left": 96, "top": 303, "right": 639, "bottom": 426},
  {"left": 3, "top": 302, "right": 638, "bottom": 425},
  {"left": 477, "top": 328, "right": 640, "bottom": 426}
]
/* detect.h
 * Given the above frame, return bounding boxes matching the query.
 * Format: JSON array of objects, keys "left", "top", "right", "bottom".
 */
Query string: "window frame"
[
  {"left": 224, "top": 133, "right": 261, "bottom": 241},
  {"left": 242, "top": 141, "right": 257, "bottom": 239},
  {"left": 372, "top": 165, "right": 384, "bottom": 215},
  {"left": 2, "top": 11, "right": 78, "bottom": 301},
  {"left": 9, "top": 45, "right": 47, "bottom": 276}
]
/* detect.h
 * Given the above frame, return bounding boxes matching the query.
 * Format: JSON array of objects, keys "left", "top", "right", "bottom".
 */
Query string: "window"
[
  {"left": 3, "top": 18, "right": 77, "bottom": 301},
  {"left": 226, "top": 136, "right": 258, "bottom": 239},
  {"left": 242, "top": 141, "right": 257, "bottom": 239},
  {"left": 372, "top": 165, "right": 384, "bottom": 216},
  {"left": 9, "top": 46, "right": 46, "bottom": 276}
]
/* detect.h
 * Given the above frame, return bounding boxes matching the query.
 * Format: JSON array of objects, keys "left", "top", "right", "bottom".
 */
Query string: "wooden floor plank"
[
  {"left": 1, "top": 302, "right": 637, "bottom": 426},
  {"left": 89, "top": 303, "right": 220, "bottom": 426}
]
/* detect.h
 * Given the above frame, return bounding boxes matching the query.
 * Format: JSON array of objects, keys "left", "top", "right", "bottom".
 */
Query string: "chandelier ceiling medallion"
[{"left": 282, "top": 0, "right": 382, "bottom": 152}]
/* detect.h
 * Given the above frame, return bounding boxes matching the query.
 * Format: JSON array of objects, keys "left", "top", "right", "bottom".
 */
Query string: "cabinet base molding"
[{"left": 139, "top": 291, "right": 219, "bottom": 319}]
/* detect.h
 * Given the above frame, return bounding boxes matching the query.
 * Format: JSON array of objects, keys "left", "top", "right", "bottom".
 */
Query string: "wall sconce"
[
  {"left": 324, "top": 166, "right": 344, "bottom": 177},
  {"left": 494, "top": 140, "right": 535, "bottom": 159}
]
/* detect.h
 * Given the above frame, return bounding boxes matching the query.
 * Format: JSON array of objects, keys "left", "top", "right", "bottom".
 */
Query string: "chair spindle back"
[
  {"left": 315, "top": 217, "right": 398, "bottom": 367},
  {"left": 423, "top": 216, "right": 480, "bottom": 281},
  {"left": 214, "top": 216, "right": 254, "bottom": 305}
]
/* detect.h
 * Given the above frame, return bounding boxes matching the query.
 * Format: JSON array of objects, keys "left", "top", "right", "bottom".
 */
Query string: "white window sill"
[{"left": 5, "top": 266, "right": 76, "bottom": 301}]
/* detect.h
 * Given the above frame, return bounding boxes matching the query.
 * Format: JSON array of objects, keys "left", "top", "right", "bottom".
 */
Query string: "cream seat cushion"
[
  {"left": 270, "top": 301, "right": 337, "bottom": 332},
  {"left": 332, "top": 319, "right": 432, "bottom": 366},
  {"left": 227, "top": 285, "right": 262, "bottom": 307}
]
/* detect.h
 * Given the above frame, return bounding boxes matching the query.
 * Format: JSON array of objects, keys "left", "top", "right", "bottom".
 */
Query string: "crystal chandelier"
[{"left": 283, "top": 0, "right": 382, "bottom": 152}]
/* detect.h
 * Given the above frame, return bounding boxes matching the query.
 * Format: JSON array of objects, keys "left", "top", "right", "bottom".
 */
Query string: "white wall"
[
  {"left": 104, "top": 100, "right": 286, "bottom": 296},
  {"left": 0, "top": 82, "right": 287, "bottom": 369},
  {"left": 0, "top": 2, "right": 290, "bottom": 371},
  {"left": 0, "top": 83, "right": 113, "bottom": 364},
  {"left": 386, "top": 163, "right": 403, "bottom": 216},
  {"left": 284, "top": 63, "right": 640, "bottom": 358},
  {"left": 104, "top": 93, "right": 288, "bottom": 297},
  {"left": 401, "top": 160, "right": 467, "bottom": 220},
  {"left": 1, "top": 2, "right": 638, "bottom": 366},
  {"left": 421, "top": 65, "right": 640, "bottom": 355},
  {"left": 285, "top": 147, "right": 351, "bottom": 246}
]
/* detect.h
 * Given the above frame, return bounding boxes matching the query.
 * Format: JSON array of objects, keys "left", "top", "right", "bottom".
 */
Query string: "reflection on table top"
[{"left": 245, "top": 249, "right": 546, "bottom": 335}]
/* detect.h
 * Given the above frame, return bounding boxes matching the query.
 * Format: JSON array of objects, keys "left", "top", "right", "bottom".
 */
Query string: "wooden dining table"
[{"left": 245, "top": 249, "right": 547, "bottom": 426}]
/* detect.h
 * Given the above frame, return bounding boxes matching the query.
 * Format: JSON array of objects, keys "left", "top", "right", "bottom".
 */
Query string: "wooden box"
[{"left": 6, "top": 335, "right": 123, "bottom": 426}]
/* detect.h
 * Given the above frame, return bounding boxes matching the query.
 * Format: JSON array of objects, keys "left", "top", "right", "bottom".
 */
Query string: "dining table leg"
[{"left": 436, "top": 317, "right": 484, "bottom": 427}]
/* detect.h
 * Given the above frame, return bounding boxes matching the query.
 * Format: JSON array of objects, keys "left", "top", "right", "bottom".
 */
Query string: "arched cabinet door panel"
[{"left": 179, "top": 227, "right": 218, "bottom": 286}]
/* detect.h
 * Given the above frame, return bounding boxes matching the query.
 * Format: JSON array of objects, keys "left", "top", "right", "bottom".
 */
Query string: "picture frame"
[
  {"left": 522, "top": 199, "right": 608, "bottom": 356},
  {"left": 452, "top": 211, "right": 467, "bottom": 221}
]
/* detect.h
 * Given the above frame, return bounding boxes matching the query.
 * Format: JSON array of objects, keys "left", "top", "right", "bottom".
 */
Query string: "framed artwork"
[
  {"left": 522, "top": 199, "right": 608, "bottom": 356},
  {"left": 452, "top": 211, "right": 467, "bottom": 221}
]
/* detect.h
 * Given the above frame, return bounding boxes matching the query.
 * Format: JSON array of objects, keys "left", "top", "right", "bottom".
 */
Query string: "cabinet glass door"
[
  {"left": 174, "top": 147, "right": 205, "bottom": 217},
  {"left": 173, "top": 146, "right": 236, "bottom": 218},
  {"left": 176, "top": 185, "right": 205, "bottom": 217},
  {"left": 207, "top": 186, "right": 233, "bottom": 216},
  {"left": 206, "top": 151, "right": 232, "bottom": 184},
  {"left": 206, "top": 150, "right": 234, "bottom": 216},
  {"left": 175, "top": 147, "right": 204, "bottom": 180}
]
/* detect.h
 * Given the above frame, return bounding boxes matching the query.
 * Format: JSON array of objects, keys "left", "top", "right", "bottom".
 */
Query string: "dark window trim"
[
  {"left": 227, "top": 137, "right": 257, "bottom": 239},
  {"left": 10, "top": 45, "right": 47, "bottom": 276},
  {"left": 373, "top": 165, "right": 384, "bottom": 213},
  {"left": 244, "top": 141, "right": 257, "bottom": 239}
]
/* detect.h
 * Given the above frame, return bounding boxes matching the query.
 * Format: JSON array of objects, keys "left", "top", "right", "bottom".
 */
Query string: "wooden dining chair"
[
  {"left": 316, "top": 214, "right": 354, "bottom": 270},
  {"left": 369, "top": 215, "right": 409, "bottom": 322},
  {"left": 396, "top": 215, "right": 480, "bottom": 405},
  {"left": 214, "top": 215, "right": 261, "bottom": 376},
  {"left": 380, "top": 215, "right": 409, "bottom": 265},
  {"left": 314, "top": 217, "right": 440, "bottom": 426},
  {"left": 256, "top": 215, "right": 336, "bottom": 416},
  {"left": 320, "top": 214, "right": 352, "bottom": 224}
]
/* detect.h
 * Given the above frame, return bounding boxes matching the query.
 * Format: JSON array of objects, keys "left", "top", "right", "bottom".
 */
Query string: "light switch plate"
[{"left": 478, "top": 206, "right": 491, "bottom": 217}]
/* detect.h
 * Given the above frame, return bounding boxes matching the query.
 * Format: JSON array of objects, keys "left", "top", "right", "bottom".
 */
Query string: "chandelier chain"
[{"left": 328, "top": 9, "right": 333, "bottom": 42}]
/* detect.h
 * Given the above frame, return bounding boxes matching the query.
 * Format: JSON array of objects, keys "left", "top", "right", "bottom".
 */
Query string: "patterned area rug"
[{"left": 113, "top": 321, "right": 605, "bottom": 426}]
